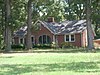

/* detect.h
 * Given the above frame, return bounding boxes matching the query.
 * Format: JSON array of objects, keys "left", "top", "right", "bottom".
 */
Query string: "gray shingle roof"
[
  {"left": 14, "top": 26, "right": 27, "bottom": 37},
  {"left": 14, "top": 20, "right": 87, "bottom": 37},
  {"left": 42, "top": 20, "right": 86, "bottom": 34}
]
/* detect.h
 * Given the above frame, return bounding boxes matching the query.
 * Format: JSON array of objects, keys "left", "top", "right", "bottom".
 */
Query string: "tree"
[
  {"left": 86, "top": 0, "right": 94, "bottom": 50},
  {"left": 5, "top": 0, "right": 12, "bottom": 51},
  {"left": 11, "top": 0, "right": 27, "bottom": 31},
  {"left": 0, "top": 0, "right": 99, "bottom": 50},
  {"left": 37, "top": 0, "right": 66, "bottom": 22},
  {"left": 91, "top": 0, "right": 100, "bottom": 39},
  {"left": 0, "top": 0, "right": 5, "bottom": 49},
  {"left": 26, "top": 0, "right": 33, "bottom": 50}
]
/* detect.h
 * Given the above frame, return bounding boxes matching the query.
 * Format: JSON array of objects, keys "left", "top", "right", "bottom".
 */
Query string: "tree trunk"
[
  {"left": 26, "top": 0, "right": 32, "bottom": 50},
  {"left": 86, "top": 0, "right": 94, "bottom": 50},
  {"left": 5, "top": 0, "right": 11, "bottom": 51}
]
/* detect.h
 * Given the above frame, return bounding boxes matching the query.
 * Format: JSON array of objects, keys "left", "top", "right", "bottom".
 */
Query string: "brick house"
[{"left": 13, "top": 17, "right": 95, "bottom": 47}]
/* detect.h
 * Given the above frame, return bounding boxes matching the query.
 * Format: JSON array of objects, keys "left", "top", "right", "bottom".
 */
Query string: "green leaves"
[{"left": 0, "top": 0, "right": 99, "bottom": 49}]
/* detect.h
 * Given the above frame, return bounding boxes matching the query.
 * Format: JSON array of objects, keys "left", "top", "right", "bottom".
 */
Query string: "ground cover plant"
[{"left": 0, "top": 52, "right": 100, "bottom": 75}]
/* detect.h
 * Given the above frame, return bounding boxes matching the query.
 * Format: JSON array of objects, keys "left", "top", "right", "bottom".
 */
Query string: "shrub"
[
  {"left": 33, "top": 44, "right": 52, "bottom": 49},
  {"left": 61, "top": 42, "right": 74, "bottom": 48},
  {"left": 51, "top": 42, "right": 58, "bottom": 48},
  {"left": 0, "top": 35, "right": 4, "bottom": 50},
  {"left": 11, "top": 44, "right": 25, "bottom": 49}
]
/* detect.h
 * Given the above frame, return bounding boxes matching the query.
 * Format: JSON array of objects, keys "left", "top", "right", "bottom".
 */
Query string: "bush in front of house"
[
  {"left": 61, "top": 42, "right": 75, "bottom": 48},
  {"left": 11, "top": 44, "right": 25, "bottom": 49},
  {"left": 33, "top": 44, "right": 52, "bottom": 49},
  {"left": 51, "top": 42, "right": 59, "bottom": 48}
]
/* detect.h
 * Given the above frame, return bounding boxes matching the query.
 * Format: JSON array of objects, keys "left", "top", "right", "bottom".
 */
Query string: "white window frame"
[
  {"left": 39, "top": 35, "right": 47, "bottom": 44},
  {"left": 64, "top": 34, "right": 75, "bottom": 42},
  {"left": 70, "top": 35, "right": 75, "bottom": 42},
  {"left": 39, "top": 34, "right": 51, "bottom": 44}
]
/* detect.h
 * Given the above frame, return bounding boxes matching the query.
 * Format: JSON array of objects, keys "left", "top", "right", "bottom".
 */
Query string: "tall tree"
[
  {"left": 26, "top": 0, "right": 32, "bottom": 50},
  {"left": 5, "top": 0, "right": 11, "bottom": 51},
  {"left": 0, "top": 0, "right": 5, "bottom": 49},
  {"left": 11, "top": 0, "right": 27, "bottom": 31},
  {"left": 91, "top": 0, "right": 100, "bottom": 38},
  {"left": 86, "top": 0, "right": 94, "bottom": 50},
  {"left": 0, "top": 0, "right": 99, "bottom": 50}
]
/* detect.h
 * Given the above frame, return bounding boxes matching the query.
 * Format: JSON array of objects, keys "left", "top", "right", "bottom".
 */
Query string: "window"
[
  {"left": 39, "top": 35, "right": 51, "bottom": 44},
  {"left": 31, "top": 36, "right": 34, "bottom": 44},
  {"left": 66, "top": 35, "right": 69, "bottom": 41},
  {"left": 71, "top": 35, "right": 75, "bottom": 41},
  {"left": 39, "top": 36, "right": 42, "bottom": 44},
  {"left": 43, "top": 35, "right": 46, "bottom": 44},
  {"left": 47, "top": 36, "right": 51, "bottom": 43},
  {"left": 65, "top": 34, "right": 75, "bottom": 42},
  {"left": 20, "top": 38, "right": 24, "bottom": 44}
]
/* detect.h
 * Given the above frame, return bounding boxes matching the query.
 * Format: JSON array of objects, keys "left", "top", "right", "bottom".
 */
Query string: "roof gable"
[
  {"left": 39, "top": 20, "right": 87, "bottom": 34},
  {"left": 14, "top": 20, "right": 87, "bottom": 37}
]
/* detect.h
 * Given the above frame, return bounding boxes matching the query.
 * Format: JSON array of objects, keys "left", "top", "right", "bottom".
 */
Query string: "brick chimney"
[{"left": 48, "top": 17, "right": 54, "bottom": 22}]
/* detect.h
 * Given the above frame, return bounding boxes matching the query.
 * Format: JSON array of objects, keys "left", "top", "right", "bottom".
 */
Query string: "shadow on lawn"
[
  {"left": 0, "top": 62, "right": 100, "bottom": 75},
  {"left": 0, "top": 56, "right": 13, "bottom": 58}
]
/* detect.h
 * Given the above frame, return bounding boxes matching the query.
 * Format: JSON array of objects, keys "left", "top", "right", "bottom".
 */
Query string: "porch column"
[
  {"left": 53, "top": 35, "right": 56, "bottom": 43},
  {"left": 53, "top": 35, "right": 59, "bottom": 48}
]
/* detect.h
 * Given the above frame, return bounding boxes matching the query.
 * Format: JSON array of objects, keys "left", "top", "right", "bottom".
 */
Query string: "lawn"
[{"left": 0, "top": 52, "right": 100, "bottom": 75}]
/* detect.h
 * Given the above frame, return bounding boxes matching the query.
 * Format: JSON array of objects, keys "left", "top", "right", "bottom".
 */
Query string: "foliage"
[
  {"left": 61, "top": 42, "right": 74, "bottom": 48},
  {"left": 51, "top": 42, "right": 58, "bottom": 48},
  {"left": 11, "top": 44, "right": 25, "bottom": 49},
  {"left": 0, "top": 35, "right": 4, "bottom": 50},
  {"left": 0, "top": 0, "right": 5, "bottom": 50},
  {"left": 33, "top": 44, "right": 52, "bottom": 49},
  {"left": 0, "top": 0, "right": 99, "bottom": 50},
  {"left": 39, "top": 0, "right": 66, "bottom": 22}
]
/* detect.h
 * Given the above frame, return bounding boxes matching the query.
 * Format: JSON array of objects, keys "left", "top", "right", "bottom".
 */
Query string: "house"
[
  {"left": 13, "top": 17, "right": 94, "bottom": 47},
  {"left": 93, "top": 39, "right": 100, "bottom": 48}
]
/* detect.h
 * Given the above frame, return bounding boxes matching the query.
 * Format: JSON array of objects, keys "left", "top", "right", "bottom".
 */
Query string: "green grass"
[{"left": 0, "top": 53, "right": 100, "bottom": 75}]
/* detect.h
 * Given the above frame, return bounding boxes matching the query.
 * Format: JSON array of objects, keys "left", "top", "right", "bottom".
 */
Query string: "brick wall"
[
  {"left": 74, "top": 33, "right": 81, "bottom": 47},
  {"left": 56, "top": 33, "right": 82, "bottom": 47},
  {"left": 81, "top": 29, "right": 87, "bottom": 47},
  {"left": 13, "top": 37, "right": 19, "bottom": 44},
  {"left": 31, "top": 23, "right": 54, "bottom": 44},
  {"left": 14, "top": 23, "right": 87, "bottom": 47},
  {"left": 57, "top": 35, "right": 64, "bottom": 46}
]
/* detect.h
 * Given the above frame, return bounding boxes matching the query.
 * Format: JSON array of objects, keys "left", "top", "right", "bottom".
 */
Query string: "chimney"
[{"left": 48, "top": 17, "right": 54, "bottom": 22}]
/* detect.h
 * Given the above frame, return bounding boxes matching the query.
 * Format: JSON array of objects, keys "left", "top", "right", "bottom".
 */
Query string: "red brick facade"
[
  {"left": 31, "top": 24, "right": 54, "bottom": 44},
  {"left": 73, "top": 33, "right": 81, "bottom": 47},
  {"left": 81, "top": 29, "right": 87, "bottom": 47},
  {"left": 57, "top": 33, "right": 85, "bottom": 47},
  {"left": 13, "top": 37, "right": 19, "bottom": 44},
  {"left": 13, "top": 23, "right": 88, "bottom": 47}
]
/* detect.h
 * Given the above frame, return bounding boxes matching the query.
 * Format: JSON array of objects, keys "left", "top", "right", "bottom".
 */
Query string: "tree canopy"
[{"left": 0, "top": 0, "right": 99, "bottom": 50}]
